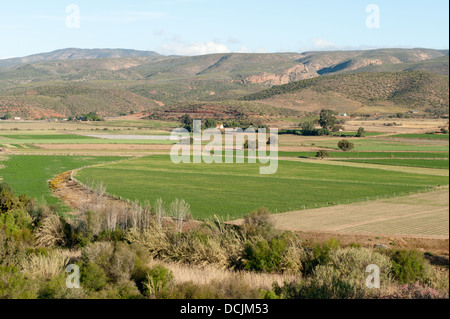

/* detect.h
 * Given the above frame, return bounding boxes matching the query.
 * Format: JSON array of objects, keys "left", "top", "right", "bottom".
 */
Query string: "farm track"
[{"left": 49, "top": 157, "right": 200, "bottom": 231}]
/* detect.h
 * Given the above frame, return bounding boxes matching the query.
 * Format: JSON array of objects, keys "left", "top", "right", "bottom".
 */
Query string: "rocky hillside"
[
  {"left": 0, "top": 48, "right": 448, "bottom": 119},
  {"left": 241, "top": 71, "right": 449, "bottom": 116}
]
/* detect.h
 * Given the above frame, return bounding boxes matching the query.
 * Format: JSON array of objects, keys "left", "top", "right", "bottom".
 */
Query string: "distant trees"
[
  {"left": 356, "top": 127, "right": 366, "bottom": 138},
  {"left": 300, "top": 120, "right": 330, "bottom": 136},
  {"left": 1, "top": 112, "right": 12, "bottom": 120},
  {"left": 204, "top": 118, "right": 217, "bottom": 129},
  {"left": 318, "top": 109, "right": 337, "bottom": 130},
  {"left": 300, "top": 121, "right": 316, "bottom": 136},
  {"left": 315, "top": 150, "right": 330, "bottom": 160},
  {"left": 331, "top": 124, "right": 345, "bottom": 133},
  {"left": 180, "top": 114, "right": 193, "bottom": 132},
  {"left": 338, "top": 140, "right": 355, "bottom": 152},
  {"left": 72, "top": 112, "right": 103, "bottom": 122}
]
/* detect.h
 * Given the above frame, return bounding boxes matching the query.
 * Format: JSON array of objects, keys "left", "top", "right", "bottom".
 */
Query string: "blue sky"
[{"left": 0, "top": 0, "right": 448, "bottom": 58}]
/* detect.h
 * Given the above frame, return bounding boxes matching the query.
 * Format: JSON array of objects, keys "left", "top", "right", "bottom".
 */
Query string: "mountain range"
[{"left": 0, "top": 48, "right": 448, "bottom": 119}]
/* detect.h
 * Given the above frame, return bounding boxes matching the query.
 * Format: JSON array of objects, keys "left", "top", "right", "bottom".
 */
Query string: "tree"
[
  {"left": 204, "top": 118, "right": 217, "bottom": 129},
  {"left": 338, "top": 140, "right": 354, "bottom": 152},
  {"left": 332, "top": 125, "right": 345, "bottom": 133},
  {"left": 315, "top": 150, "right": 330, "bottom": 160},
  {"left": 243, "top": 139, "right": 258, "bottom": 150},
  {"left": 300, "top": 121, "right": 317, "bottom": 136},
  {"left": 318, "top": 109, "right": 337, "bottom": 130},
  {"left": 179, "top": 114, "right": 193, "bottom": 132},
  {"left": 2, "top": 112, "right": 12, "bottom": 120},
  {"left": 356, "top": 127, "right": 366, "bottom": 138}
]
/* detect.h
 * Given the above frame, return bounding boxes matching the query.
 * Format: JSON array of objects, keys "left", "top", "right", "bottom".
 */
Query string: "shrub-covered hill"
[{"left": 240, "top": 71, "right": 449, "bottom": 115}]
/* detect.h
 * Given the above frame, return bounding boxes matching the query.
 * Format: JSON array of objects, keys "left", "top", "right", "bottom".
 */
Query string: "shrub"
[
  {"left": 303, "top": 239, "right": 340, "bottom": 275},
  {"left": 108, "top": 242, "right": 136, "bottom": 283},
  {"left": 338, "top": 139, "right": 355, "bottom": 152},
  {"left": 0, "top": 209, "right": 32, "bottom": 236},
  {"left": 356, "top": 127, "right": 366, "bottom": 138},
  {"left": 390, "top": 282, "right": 449, "bottom": 299},
  {"left": 145, "top": 265, "right": 174, "bottom": 298},
  {"left": 242, "top": 207, "right": 274, "bottom": 239},
  {"left": 0, "top": 266, "right": 38, "bottom": 299},
  {"left": 0, "top": 228, "right": 28, "bottom": 267},
  {"left": 315, "top": 150, "right": 330, "bottom": 160},
  {"left": 102, "top": 280, "right": 143, "bottom": 299},
  {"left": 81, "top": 262, "right": 108, "bottom": 291},
  {"left": 38, "top": 273, "right": 85, "bottom": 299},
  {"left": 167, "top": 279, "right": 262, "bottom": 299},
  {"left": 331, "top": 124, "right": 345, "bottom": 133},
  {"left": 242, "top": 238, "right": 287, "bottom": 273},
  {"left": 390, "top": 250, "right": 428, "bottom": 284},
  {"left": 81, "top": 242, "right": 114, "bottom": 270},
  {"left": 35, "top": 214, "right": 65, "bottom": 248}
]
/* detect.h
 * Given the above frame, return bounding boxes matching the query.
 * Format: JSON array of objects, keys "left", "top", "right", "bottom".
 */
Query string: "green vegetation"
[
  {"left": 0, "top": 155, "right": 124, "bottom": 210},
  {"left": 75, "top": 155, "right": 448, "bottom": 220},
  {"left": 338, "top": 140, "right": 355, "bottom": 152},
  {"left": 0, "top": 184, "right": 448, "bottom": 299},
  {"left": 340, "top": 159, "right": 449, "bottom": 170},
  {"left": 390, "top": 133, "right": 450, "bottom": 140},
  {"left": 279, "top": 151, "right": 449, "bottom": 159}
]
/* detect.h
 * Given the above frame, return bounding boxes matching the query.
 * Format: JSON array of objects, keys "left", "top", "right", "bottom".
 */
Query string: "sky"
[{"left": 0, "top": 0, "right": 448, "bottom": 59}]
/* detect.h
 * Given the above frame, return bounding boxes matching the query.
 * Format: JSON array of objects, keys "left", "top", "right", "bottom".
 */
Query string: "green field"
[
  {"left": 75, "top": 155, "right": 448, "bottom": 220},
  {"left": 341, "top": 159, "right": 449, "bottom": 169},
  {"left": 313, "top": 138, "right": 449, "bottom": 151},
  {"left": 0, "top": 133, "right": 176, "bottom": 145},
  {"left": 390, "top": 133, "right": 450, "bottom": 140},
  {"left": 278, "top": 151, "right": 449, "bottom": 159},
  {"left": 0, "top": 155, "right": 124, "bottom": 211}
]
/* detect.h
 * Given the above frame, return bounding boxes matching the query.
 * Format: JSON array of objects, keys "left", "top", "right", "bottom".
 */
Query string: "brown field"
[{"left": 267, "top": 188, "right": 449, "bottom": 239}]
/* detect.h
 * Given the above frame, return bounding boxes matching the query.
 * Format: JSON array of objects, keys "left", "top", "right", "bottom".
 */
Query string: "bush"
[
  {"left": 161, "top": 279, "right": 261, "bottom": 299},
  {"left": 315, "top": 150, "right": 330, "bottom": 160},
  {"left": 242, "top": 238, "right": 287, "bottom": 273},
  {"left": 390, "top": 250, "right": 428, "bottom": 284},
  {"left": 338, "top": 140, "right": 355, "bottom": 152},
  {"left": 38, "top": 273, "right": 85, "bottom": 299},
  {"left": 81, "top": 262, "right": 108, "bottom": 291},
  {"left": 242, "top": 207, "right": 274, "bottom": 239},
  {"left": 266, "top": 247, "right": 393, "bottom": 299},
  {"left": 302, "top": 239, "right": 340, "bottom": 275},
  {"left": 102, "top": 280, "right": 143, "bottom": 299},
  {"left": 356, "top": 127, "right": 366, "bottom": 138},
  {"left": 0, "top": 266, "right": 38, "bottom": 299},
  {"left": 145, "top": 265, "right": 174, "bottom": 298}
]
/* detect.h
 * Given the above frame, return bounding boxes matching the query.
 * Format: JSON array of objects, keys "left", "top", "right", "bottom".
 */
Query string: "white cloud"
[
  {"left": 0, "top": 57, "right": 13, "bottom": 60},
  {"left": 310, "top": 37, "right": 337, "bottom": 50},
  {"left": 160, "top": 41, "right": 231, "bottom": 56}
]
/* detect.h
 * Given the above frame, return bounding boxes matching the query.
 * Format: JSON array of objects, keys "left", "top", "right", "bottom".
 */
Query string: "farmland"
[
  {"left": 0, "top": 155, "right": 124, "bottom": 210},
  {"left": 75, "top": 155, "right": 448, "bottom": 220},
  {"left": 0, "top": 116, "right": 448, "bottom": 236}
]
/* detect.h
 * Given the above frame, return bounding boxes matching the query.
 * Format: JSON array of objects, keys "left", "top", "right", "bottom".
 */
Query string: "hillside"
[
  {"left": 241, "top": 71, "right": 449, "bottom": 116},
  {"left": 0, "top": 48, "right": 162, "bottom": 68},
  {"left": 0, "top": 83, "right": 161, "bottom": 118},
  {"left": 0, "top": 48, "right": 448, "bottom": 119}
]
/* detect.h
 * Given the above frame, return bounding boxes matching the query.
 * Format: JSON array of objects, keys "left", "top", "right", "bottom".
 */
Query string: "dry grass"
[
  {"left": 150, "top": 260, "right": 298, "bottom": 291},
  {"left": 264, "top": 188, "right": 450, "bottom": 239},
  {"left": 36, "top": 214, "right": 65, "bottom": 247},
  {"left": 21, "top": 250, "right": 71, "bottom": 279}
]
